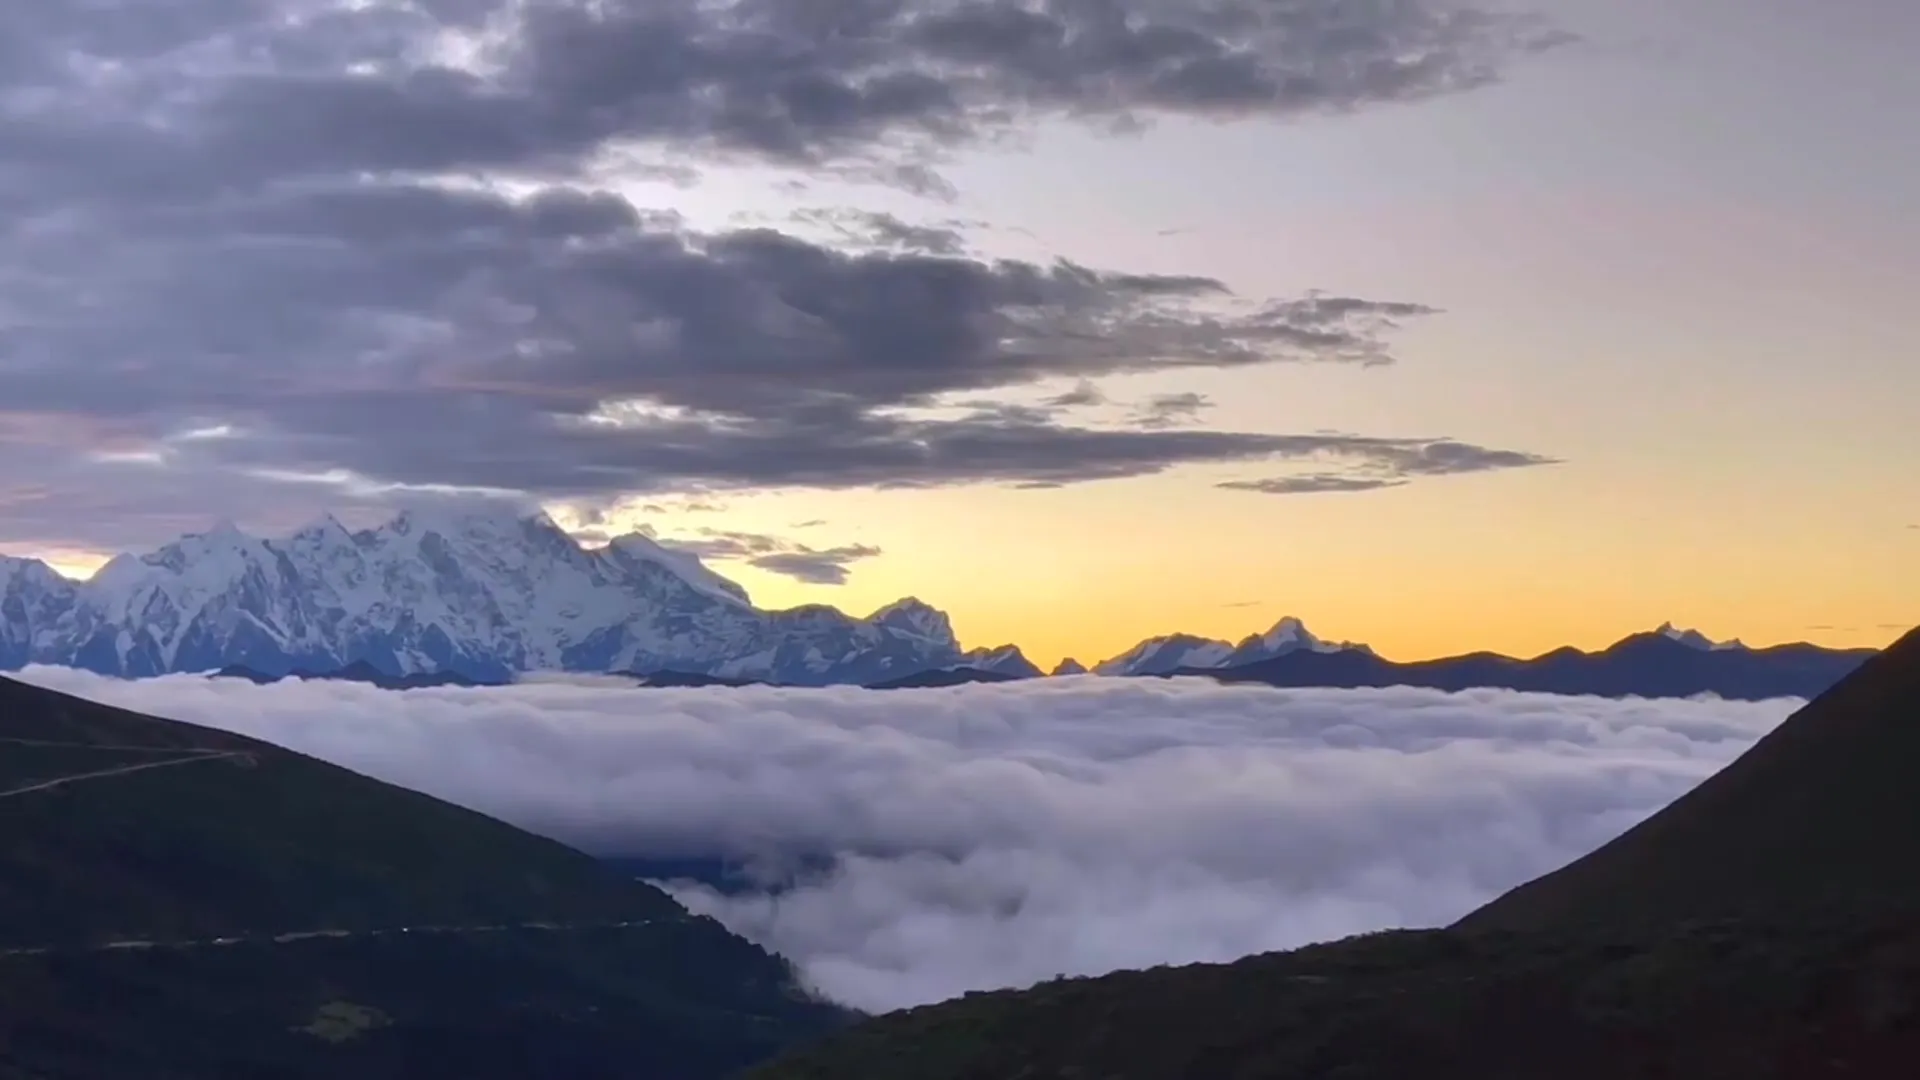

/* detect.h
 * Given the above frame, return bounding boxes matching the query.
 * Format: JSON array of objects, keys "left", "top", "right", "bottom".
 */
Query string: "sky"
[
  {"left": 0, "top": 0, "right": 1915, "bottom": 669},
  {"left": 12, "top": 667, "right": 1800, "bottom": 1010}
]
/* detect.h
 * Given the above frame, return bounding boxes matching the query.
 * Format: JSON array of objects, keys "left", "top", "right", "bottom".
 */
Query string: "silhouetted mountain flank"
[
  {"left": 628, "top": 670, "right": 765, "bottom": 688},
  {"left": 0, "top": 675, "right": 847, "bottom": 1078},
  {"left": 748, "top": 624, "right": 1920, "bottom": 1080},
  {"left": 865, "top": 666, "right": 1026, "bottom": 690},
  {"left": 1177, "top": 629, "right": 1874, "bottom": 702},
  {"left": 1459, "top": 623, "right": 1920, "bottom": 931}
]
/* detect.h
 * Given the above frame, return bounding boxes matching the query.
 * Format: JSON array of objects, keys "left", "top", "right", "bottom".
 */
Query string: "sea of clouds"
[{"left": 15, "top": 668, "right": 1799, "bottom": 1012}]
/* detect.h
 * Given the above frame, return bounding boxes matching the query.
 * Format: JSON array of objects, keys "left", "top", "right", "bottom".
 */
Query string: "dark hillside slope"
[
  {"left": 0, "top": 675, "right": 848, "bottom": 1078},
  {"left": 744, "top": 623, "right": 1920, "bottom": 1080},
  {"left": 1460, "top": 623, "right": 1920, "bottom": 932},
  {"left": 745, "top": 912, "right": 1920, "bottom": 1080}
]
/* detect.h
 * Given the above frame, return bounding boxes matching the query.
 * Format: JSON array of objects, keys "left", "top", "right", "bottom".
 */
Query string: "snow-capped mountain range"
[
  {"left": 1090, "top": 616, "right": 1369, "bottom": 676},
  {"left": 0, "top": 508, "right": 977, "bottom": 685},
  {"left": 0, "top": 504, "right": 1787, "bottom": 688}
]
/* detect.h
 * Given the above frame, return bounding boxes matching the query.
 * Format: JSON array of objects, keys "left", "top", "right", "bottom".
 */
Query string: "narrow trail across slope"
[
  {"left": 0, "top": 737, "right": 234, "bottom": 752},
  {"left": 0, "top": 918, "right": 682, "bottom": 959},
  {"left": 0, "top": 750, "right": 249, "bottom": 800}
]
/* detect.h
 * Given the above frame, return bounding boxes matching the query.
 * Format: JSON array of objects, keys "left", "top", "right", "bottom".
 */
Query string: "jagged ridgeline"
[
  {"left": 0, "top": 674, "right": 852, "bottom": 1078},
  {"left": 746, "top": 625, "right": 1920, "bottom": 1080},
  {"left": 0, "top": 508, "right": 1031, "bottom": 684}
]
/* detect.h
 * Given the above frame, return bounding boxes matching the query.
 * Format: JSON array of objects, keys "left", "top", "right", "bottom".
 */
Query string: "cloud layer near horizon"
[{"left": 12, "top": 668, "right": 1791, "bottom": 1011}]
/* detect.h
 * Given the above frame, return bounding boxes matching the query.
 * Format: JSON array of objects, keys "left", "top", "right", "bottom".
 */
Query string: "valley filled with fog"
[{"left": 18, "top": 668, "right": 1800, "bottom": 1012}]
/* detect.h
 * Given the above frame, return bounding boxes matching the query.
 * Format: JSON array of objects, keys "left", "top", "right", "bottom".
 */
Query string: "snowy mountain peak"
[
  {"left": 0, "top": 555, "right": 64, "bottom": 590},
  {"left": 0, "top": 507, "right": 969, "bottom": 685},
  {"left": 1226, "top": 615, "right": 1363, "bottom": 665},
  {"left": 291, "top": 512, "right": 354, "bottom": 541},
  {"left": 385, "top": 503, "right": 551, "bottom": 543},
  {"left": 1050, "top": 657, "right": 1088, "bottom": 676},
  {"left": 869, "top": 597, "right": 957, "bottom": 646},
  {"left": 958, "top": 643, "right": 1042, "bottom": 678},
  {"left": 1255, "top": 615, "right": 1317, "bottom": 648},
  {"left": 0, "top": 555, "right": 76, "bottom": 666},
  {"left": 597, "top": 531, "right": 752, "bottom": 607},
  {"left": 1654, "top": 623, "right": 1746, "bottom": 651},
  {"left": 1092, "top": 633, "right": 1236, "bottom": 676},
  {"left": 1095, "top": 616, "right": 1368, "bottom": 676},
  {"left": 200, "top": 518, "right": 247, "bottom": 542}
]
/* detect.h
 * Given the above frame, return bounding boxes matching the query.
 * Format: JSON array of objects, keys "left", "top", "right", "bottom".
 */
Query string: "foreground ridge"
[
  {"left": 746, "top": 622, "right": 1920, "bottom": 1079},
  {"left": 0, "top": 673, "right": 850, "bottom": 1078}
]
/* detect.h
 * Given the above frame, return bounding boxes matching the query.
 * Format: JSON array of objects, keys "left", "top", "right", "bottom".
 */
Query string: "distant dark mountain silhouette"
[
  {"left": 1173, "top": 630, "right": 1874, "bottom": 701},
  {"left": 865, "top": 666, "right": 1026, "bottom": 690},
  {"left": 1460, "top": 622, "right": 1920, "bottom": 931},
  {"left": 626, "top": 670, "right": 766, "bottom": 688},
  {"left": 214, "top": 661, "right": 497, "bottom": 690}
]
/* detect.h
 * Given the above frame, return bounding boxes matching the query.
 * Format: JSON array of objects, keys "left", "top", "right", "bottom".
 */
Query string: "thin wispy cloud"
[
  {"left": 1219, "top": 440, "right": 1560, "bottom": 495},
  {"left": 658, "top": 528, "right": 883, "bottom": 585},
  {"left": 16, "top": 669, "right": 1793, "bottom": 1012}
]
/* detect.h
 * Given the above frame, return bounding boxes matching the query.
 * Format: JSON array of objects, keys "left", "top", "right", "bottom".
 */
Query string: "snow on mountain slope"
[
  {"left": 1223, "top": 615, "right": 1370, "bottom": 666},
  {"left": 0, "top": 556, "right": 77, "bottom": 668},
  {"left": 1094, "top": 617, "right": 1365, "bottom": 676},
  {"left": 1092, "top": 633, "right": 1237, "bottom": 676},
  {"left": 957, "top": 644, "right": 1043, "bottom": 678},
  {"left": 0, "top": 508, "right": 962, "bottom": 685},
  {"left": 868, "top": 598, "right": 955, "bottom": 644},
  {"left": 1654, "top": 622, "right": 1747, "bottom": 652}
]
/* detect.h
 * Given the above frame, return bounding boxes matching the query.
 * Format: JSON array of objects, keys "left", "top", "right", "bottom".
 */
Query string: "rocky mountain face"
[{"left": 0, "top": 509, "right": 963, "bottom": 685}]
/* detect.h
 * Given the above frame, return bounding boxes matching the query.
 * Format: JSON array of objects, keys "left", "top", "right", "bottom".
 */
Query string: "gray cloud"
[
  {"left": 0, "top": 171, "right": 1548, "bottom": 548},
  {"left": 1043, "top": 379, "right": 1108, "bottom": 408},
  {"left": 660, "top": 528, "right": 883, "bottom": 585},
  {"left": 632, "top": 498, "right": 728, "bottom": 514},
  {"left": 1219, "top": 439, "right": 1559, "bottom": 495},
  {"left": 15, "top": 668, "right": 1789, "bottom": 1011},
  {"left": 1222, "top": 474, "right": 1404, "bottom": 494},
  {"left": 749, "top": 545, "right": 885, "bottom": 585},
  {"left": 0, "top": 0, "right": 1565, "bottom": 551},
  {"left": 1130, "top": 391, "right": 1212, "bottom": 428},
  {"left": 786, "top": 208, "right": 980, "bottom": 254},
  {"left": 0, "top": 0, "right": 1568, "bottom": 198}
]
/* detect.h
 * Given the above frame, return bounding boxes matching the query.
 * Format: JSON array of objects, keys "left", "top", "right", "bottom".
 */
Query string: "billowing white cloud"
[{"left": 15, "top": 668, "right": 1796, "bottom": 1012}]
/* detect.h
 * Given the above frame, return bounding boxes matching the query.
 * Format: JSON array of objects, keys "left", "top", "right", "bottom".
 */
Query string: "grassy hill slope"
[{"left": 0, "top": 675, "right": 851, "bottom": 1078}]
